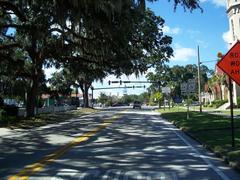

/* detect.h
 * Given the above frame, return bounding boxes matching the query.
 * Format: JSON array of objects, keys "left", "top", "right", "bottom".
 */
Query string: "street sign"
[
  {"left": 162, "top": 87, "right": 171, "bottom": 94},
  {"left": 217, "top": 41, "right": 240, "bottom": 148},
  {"left": 217, "top": 41, "right": 240, "bottom": 86},
  {"left": 188, "top": 83, "right": 196, "bottom": 93},
  {"left": 180, "top": 83, "right": 188, "bottom": 93},
  {"left": 181, "top": 79, "right": 196, "bottom": 95}
]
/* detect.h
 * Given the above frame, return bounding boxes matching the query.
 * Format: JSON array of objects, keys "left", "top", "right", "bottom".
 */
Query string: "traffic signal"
[
  {"left": 120, "top": 80, "right": 122, "bottom": 85},
  {"left": 108, "top": 80, "right": 111, "bottom": 85}
]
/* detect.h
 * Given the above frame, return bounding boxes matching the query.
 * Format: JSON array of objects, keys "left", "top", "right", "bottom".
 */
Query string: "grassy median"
[{"left": 158, "top": 107, "right": 240, "bottom": 168}]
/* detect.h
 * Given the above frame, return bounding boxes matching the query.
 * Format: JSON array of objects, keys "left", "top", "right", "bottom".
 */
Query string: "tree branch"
[
  {"left": 0, "top": 0, "right": 27, "bottom": 21},
  {"left": 0, "top": 43, "right": 21, "bottom": 50}
]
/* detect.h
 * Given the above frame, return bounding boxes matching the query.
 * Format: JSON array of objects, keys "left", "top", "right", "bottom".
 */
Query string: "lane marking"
[
  {"left": 8, "top": 113, "right": 123, "bottom": 180},
  {"left": 153, "top": 116, "right": 230, "bottom": 180}
]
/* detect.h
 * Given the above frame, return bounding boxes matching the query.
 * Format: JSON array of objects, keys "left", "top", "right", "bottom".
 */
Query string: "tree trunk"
[
  {"left": 219, "top": 83, "right": 223, "bottom": 100},
  {"left": 83, "top": 83, "right": 90, "bottom": 108},
  {"left": 79, "top": 82, "right": 90, "bottom": 108},
  {"left": 26, "top": 75, "right": 38, "bottom": 117}
]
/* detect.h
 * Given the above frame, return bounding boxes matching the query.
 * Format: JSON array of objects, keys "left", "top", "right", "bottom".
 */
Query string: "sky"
[{"left": 45, "top": 0, "right": 230, "bottom": 98}]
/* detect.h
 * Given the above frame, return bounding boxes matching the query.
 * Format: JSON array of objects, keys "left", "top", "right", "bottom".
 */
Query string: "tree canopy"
[{"left": 0, "top": 0, "right": 202, "bottom": 116}]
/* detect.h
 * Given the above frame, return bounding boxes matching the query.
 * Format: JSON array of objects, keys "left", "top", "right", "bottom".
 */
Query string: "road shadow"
[{"left": 8, "top": 111, "right": 238, "bottom": 179}]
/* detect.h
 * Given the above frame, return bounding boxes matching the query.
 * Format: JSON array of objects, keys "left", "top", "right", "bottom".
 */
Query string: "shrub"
[
  {"left": 211, "top": 100, "right": 228, "bottom": 108},
  {"left": 0, "top": 108, "right": 7, "bottom": 121},
  {"left": 237, "top": 97, "right": 240, "bottom": 108},
  {"left": 207, "top": 104, "right": 213, "bottom": 108}
]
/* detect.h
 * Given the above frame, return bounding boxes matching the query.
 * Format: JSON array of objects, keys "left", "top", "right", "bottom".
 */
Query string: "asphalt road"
[{"left": 1, "top": 108, "right": 240, "bottom": 179}]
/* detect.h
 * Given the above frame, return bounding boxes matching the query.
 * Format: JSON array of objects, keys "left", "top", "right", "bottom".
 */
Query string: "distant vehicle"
[
  {"left": 112, "top": 102, "right": 124, "bottom": 107},
  {"left": 133, "top": 101, "right": 141, "bottom": 109}
]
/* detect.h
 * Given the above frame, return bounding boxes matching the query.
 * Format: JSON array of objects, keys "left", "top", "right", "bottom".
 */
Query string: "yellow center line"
[{"left": 8, "top": 111, "right": 126, "bottom": 180}]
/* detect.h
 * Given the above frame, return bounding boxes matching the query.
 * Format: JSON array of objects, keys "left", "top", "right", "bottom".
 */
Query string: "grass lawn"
[
  {"left": 158, "top": 107, "right": 240, "bottom": 165},
  {"left": 0, "top": 108, "right": 98, "bottom": 129}
]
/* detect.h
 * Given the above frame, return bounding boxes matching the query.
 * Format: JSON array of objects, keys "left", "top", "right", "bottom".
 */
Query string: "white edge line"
[{"left": 153, "top": 116, "right": 230, "bottom": 180}]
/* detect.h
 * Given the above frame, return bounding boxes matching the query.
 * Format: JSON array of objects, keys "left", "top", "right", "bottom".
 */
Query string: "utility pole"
[{"left": 197, "top": 46, "right": 202, "bottom": 113}]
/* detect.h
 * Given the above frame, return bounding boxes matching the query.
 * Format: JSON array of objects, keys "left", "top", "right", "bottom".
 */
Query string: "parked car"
[{"left": 133, "top": 101, "right": 141, "bottom": 109}]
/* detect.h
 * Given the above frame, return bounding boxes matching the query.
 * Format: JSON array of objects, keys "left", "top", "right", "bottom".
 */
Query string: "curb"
[{"left": 170, "top": 120, "right": 240, "bottom": 173}]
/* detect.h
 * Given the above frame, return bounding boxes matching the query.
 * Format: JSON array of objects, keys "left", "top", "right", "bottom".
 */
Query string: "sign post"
[
  {"left": 181, "top": 79, "right": 196, "bottom": 120},
  {"left": 216, "top": 41, "right": 240, "bottom": 148},
  {"left": 229, "top": 77, "right": 235, "bottom": 148},
  {"left": 162, "top": 87, "right": 171, "bottom": 110}
]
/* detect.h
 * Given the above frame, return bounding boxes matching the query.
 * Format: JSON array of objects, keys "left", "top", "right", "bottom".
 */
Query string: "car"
[{"left": 133, "top": 101, "right": 141, "bottom": 109}]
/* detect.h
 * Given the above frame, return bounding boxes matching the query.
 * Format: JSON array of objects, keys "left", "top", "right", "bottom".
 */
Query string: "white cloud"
[
  {"left": 171, "top": 44, "right": 197, "bottom": 62},
  {"left": 222, "top": 30, "right": 231, "bottom": 49},
  {"left": 211, "top": 0, "right": 226, "bottom": 7},
  {"left": 200, "top": 0, "right": 226, "bottom": 7},
  {"left": 162, "top": 25, "right": 181, "bottom": 35}
]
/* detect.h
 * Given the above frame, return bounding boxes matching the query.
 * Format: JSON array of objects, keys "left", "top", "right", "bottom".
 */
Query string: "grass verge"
[
  {"left": 158, "top": 107, "right": 240, "bottom": 169},
  {"left": 0, "top": 108, "right": 98, "bottom": 129}
]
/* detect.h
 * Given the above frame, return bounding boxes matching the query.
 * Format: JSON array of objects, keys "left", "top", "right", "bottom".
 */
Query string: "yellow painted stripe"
[{"left": 8, "top": 112, "right": 124, "bottom": 180}]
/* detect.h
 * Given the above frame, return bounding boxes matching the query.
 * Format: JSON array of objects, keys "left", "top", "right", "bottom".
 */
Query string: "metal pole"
[
  {"left": 197, "top": 46, "right": 202, "bottom": 113},
  {"left": 229, "top": 77, "right": 235, "bottom": 148},
  {"left": 158, "top": 81, "right": 161, "bottom": 109},
  {"left": 187, "top": 93, "right": 190, "bottom": 120},
  {"left": 168, "top": 95, "right": 170, "bottom": 109},
  {"left": 91, "top": 88, "right": 94, "bottom": 108}
]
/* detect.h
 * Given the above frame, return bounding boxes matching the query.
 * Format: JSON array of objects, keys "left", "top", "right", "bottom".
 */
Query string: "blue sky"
[
  {"left": 90, "top": 0, "right": 230, "bottom": 97},
  {"left": 146, "top": 0, "right": 229, "bottom": 68}
]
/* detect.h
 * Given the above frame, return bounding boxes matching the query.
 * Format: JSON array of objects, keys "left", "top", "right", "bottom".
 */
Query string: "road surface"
[{"left": 0, "top": 108, "right": 240, "bottom": 179}]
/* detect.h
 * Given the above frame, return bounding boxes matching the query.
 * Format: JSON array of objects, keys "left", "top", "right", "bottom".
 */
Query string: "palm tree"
[{"left": 208, "top": 74, "right": 227, "bottom": 100}]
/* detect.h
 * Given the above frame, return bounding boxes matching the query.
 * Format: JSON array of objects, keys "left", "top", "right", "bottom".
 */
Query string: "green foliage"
[
  {"left": 120, "top": 95, "right": 137, "bottom": 104},
  {"left": 211, "top": 100, "right": 228, "bottom": 108},
  {"left": 237, "top": 97, "right": 240, "bottom": 108},
  {"left": 149, "top": 91, "right": 163, "bottom": 105},
  {"left": 1, "top": 0, "right": 201, "bottom": 116},
  {"left": 97, "top": 92, "right": 150, "bottom": 106},
  {"left": 97, "top": 93, "right": 110, "bottom": 105},
  {"left": 0, "top": 108, "right": 6, "bottom": 121},
  {"left": 147, "top": 64, "right": 212, "bottom": 98},
  {"left": 48, "top": 70, "right": 74, "bottom": 96},
  {"left": 227, "top": 150, "right": 240, "bottom": 161},
  {"left": 159, "top": 107, "right": 240, "bottom": 165}
]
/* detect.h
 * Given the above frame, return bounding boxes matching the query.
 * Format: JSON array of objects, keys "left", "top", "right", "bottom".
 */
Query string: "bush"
[
  {"left": 207, "top": 104, "right": 213, "bottom": 107},
  {"left": 0, "top": 108, "right": 4, "bottom": 119},
  {"left": 237, "top": 97, "right": 240, "bottom": 108},
  {"left": 211, "top": 100, "right": 228, "bottom": 108}
]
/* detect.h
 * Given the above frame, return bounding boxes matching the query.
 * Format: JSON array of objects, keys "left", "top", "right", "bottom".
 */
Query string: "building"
[{"left": 224, "top": 0, "right": 240, "bottom": 105}]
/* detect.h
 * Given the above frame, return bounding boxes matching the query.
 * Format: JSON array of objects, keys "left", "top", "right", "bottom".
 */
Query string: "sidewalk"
[{"left": 181, "top": 106, "right": 240, "bottom": 118}]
